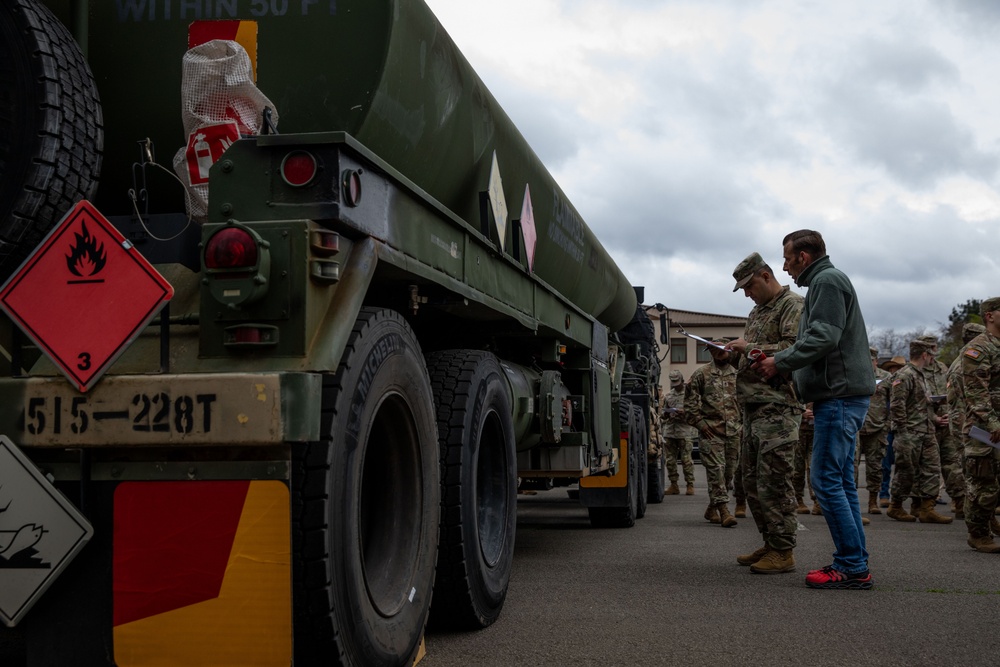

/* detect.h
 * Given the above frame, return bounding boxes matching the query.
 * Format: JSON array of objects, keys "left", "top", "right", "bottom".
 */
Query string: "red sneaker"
[{"left": 805, "top": 566, "right": 873, "bottom": 589}]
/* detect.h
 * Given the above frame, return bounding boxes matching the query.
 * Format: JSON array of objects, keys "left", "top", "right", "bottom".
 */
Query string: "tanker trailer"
[{"left": 0, "top": 1, "right": 651, "bottom": 665}]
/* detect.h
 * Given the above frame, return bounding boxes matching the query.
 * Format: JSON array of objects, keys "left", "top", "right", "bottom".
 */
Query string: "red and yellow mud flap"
[
  {"left": 112, "top": 481, "right": 290, "bottom": 666},
  {"left": 579, "top": 433, "right": 628, "bottom": 489}
]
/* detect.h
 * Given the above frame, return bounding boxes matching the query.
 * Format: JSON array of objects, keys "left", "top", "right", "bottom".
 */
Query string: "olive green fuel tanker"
[
  {"left": 0, "top": 1, "right": 661, "bottom": 665},
  {"left": 52, "top": 0, "right": 635, "bottom": 331}
]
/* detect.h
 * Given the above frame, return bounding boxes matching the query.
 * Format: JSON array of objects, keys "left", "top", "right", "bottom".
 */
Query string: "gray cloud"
[{"left": 816, "top": 38, "right": 998, "bottom": 187}]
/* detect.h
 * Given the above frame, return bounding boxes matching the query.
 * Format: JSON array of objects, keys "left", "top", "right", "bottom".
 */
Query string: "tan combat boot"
[
  {"left": 878, "top": 496, "right": 890, "bottom": 508},
  {"left": 886, "top": 499, "right": 916, "bottom": 522},
  {"left": 686, "top": 483, "right": 695, "bottom": 495},
  {"left": 666, "top": 482, "right": 680, "bottom": 495},
  {"left": 967, "top": 529, "right": 1000, "bottom": 553},
  {"left": 861, "top": 516, "right": 870, "bottom": 526},
  {"left": 737, "top": 543, "right": 769, "bottom": 566},
  {"left": 991, "top": 517, "right": 1000, "bottom": 537},
  {"left": 917, "top": 498, "right": 953, "bottom": 524},
  {"left": 909, "top": 498, "right": 921, "bottom": 517},
  {"left": 868, "top": 496, "right": 881, "bottom": 515},
  {"left": 718, "top": 505, "right": 737, "bottom": 528},
  {"left": 734, "top": 502, "right": 746, "bottom": 518},
  {"left": 704, "top": 504, "right": 720, "bottom": 524},
  {"left": 796, "top": 497, "right": 809, "bottom": 514},
  {"left": 750, "top": 548, "right": 795, "bottom": 574},
  {"left": 811, "top": 501, "right": 823, "bottom": 515},
  {"left": 952, "top": 497, "right": 965, "bottom": 520}
]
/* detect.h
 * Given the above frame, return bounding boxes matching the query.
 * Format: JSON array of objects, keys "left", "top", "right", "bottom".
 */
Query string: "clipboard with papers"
[{"left": 676, "top": 328, "right": 727, "bottom": 351}]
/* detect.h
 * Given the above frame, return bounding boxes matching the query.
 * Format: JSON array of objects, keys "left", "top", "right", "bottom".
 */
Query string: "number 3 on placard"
[{"left": 77, "top": 352, "right": 91, "bottom": 371}]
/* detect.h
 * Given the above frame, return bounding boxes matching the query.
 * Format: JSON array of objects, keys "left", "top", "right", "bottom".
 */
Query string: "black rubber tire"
[
  {"left": 633, "top": 403, "right": 648, "bottom": 519},
  {"left": 648, "top": 446, "right": 666, "bottom": 504},
  {"left": 291, "top": 308, "right": 440, "bottom": 666},
  {"left": 425, "top": 350, "right": 517, "bottom": 631},
  {"left": 587, "top": 400, "right": 638, "bottom": 528},
  {"left": 0, "top": 0, "right": 103, "bottom": 282}
]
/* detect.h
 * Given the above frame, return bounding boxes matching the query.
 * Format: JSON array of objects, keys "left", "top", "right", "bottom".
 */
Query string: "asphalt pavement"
[{"left": 423, "top": 464, "right": 1000, "bottom": 667}]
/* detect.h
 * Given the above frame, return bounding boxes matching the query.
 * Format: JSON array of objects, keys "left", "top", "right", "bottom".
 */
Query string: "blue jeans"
[
  {"left": 811, "top": 397, "right": 871, "bottom": 574},
  {"left": 880, "top": 432, "right": 895, "bottom": 498}
]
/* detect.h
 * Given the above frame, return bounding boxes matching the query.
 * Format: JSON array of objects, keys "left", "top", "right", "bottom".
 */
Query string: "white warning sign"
[{"left": 0, "top": 435, "right": 93, "bottom": 627}]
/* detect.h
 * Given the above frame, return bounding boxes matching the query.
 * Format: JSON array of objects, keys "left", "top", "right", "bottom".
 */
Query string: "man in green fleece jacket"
[{"left": 753, "top": 229, "right": 876, "bottom": 590}]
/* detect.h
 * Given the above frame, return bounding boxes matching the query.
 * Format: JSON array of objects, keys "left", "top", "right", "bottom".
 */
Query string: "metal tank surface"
[{"left": 45, "top": 0, "right": 636, "bottom": 331}]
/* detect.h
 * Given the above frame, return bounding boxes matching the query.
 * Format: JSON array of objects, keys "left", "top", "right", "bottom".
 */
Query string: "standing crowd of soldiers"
[{"left": 650, "top": 239, "right": 1000, "bottom": 580}]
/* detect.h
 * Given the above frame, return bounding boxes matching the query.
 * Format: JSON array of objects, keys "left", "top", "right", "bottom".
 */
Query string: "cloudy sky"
[{"left": 423, "top": 0, "right": 1000, "bottom": 334}]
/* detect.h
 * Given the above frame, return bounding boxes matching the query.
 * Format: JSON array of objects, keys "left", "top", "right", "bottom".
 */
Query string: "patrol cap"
[
  {"left": 869, "top": 346, "right": 879, "bottom": 359},
  {"left": 917, "top": 334, "right": 938, "bottom": 347},
  {"left": 962, "top": 322, "right": 986, "bottom": 342},
  {"left": 668, "top": 370, "right": 684, "bottom": 386},
  {"left": 909, "top": 339, "right": 935, "bottom": 358},
  {"left": 980, "top": 296, "right": 1000, "bottom": 318},
  {"left": 882, "top": 356, "right": 905, "bottom": 372},
  {"left": 732, "top": 252, "right": 766, "bottom": 292}
]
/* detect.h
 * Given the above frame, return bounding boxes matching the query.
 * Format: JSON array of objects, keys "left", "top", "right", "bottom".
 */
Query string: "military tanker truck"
[{"left": 0, "top": 1, "right": 662, "bottom": 665}]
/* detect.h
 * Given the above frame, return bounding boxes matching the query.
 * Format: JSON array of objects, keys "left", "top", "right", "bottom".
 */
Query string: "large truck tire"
[
  {"left": 588, "top": 400, "right": 639, "bottom": 528},
  {"left": 0, "top": 0, "right": 103, "bottom": 282},
  {"left": 425, "top": 350, "right": 517, "bottom": 631},
  {"left": 291, "top": 308, "right": 440, "bottom": 666},
  {"left": 632, "top": 403, "right": 648, "bottom": 519}
]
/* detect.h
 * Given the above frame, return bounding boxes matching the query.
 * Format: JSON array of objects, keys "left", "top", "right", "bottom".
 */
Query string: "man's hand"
[
  {"left": 991, "top": 428, "right": 1000, "bottom": 444},
  {"left": 726, "top": 338, "right": 748, "bottom": 356},
  {"left": 933, "top": 415, "right": 949, "bottom": 428},
  {"left": 752, "top": 355, "right": 778, "bottom": 380}
]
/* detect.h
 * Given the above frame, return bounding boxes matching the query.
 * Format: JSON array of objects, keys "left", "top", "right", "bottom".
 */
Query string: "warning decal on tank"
[{"left": 185, "top": 121, "right": 240, "bottom": 186}]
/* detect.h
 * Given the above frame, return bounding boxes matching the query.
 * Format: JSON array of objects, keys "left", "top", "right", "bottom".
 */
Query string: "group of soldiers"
[{"left": 651, "top": 281, "right": 1000, "bottom": 557}]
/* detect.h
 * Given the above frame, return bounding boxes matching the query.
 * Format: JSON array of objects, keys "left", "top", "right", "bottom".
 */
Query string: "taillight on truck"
[
  {"left": 201, "top": 223, "right": 271, "bottom": 308},
  {"left": 205, "top": 227, "right": 259, "bottom": 269},
  {"left": 280, "top": 150, "right": 317, "bottom": 187}
]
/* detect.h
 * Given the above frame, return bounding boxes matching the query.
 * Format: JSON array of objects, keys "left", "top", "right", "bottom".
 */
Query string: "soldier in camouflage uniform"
[
  {"left": 685, "top": 342, "right": 740, "bottom": 527},
  {"left": 960, "top": 297, "right": 1000, "bottom": 553},
  {"left": 945, "top": 323, "right": 985, "bottom": 519},
  {"left": 793, "top": 404, "right": 816, "bottom": 515},
  {"left": 662, "top": 370, "right": 696, "bottom": 495},
  {"left": 725, "top": 252, "right": 803, "bottom": 574},
  {"left": 856, "top": 347, "right": 892, "bottom": 515},
  {"left": 886, "top": 340, "right": 953, "bottom": 524},
  {"left": 918, "top": 334, "right": 966, "bottom": 518}
]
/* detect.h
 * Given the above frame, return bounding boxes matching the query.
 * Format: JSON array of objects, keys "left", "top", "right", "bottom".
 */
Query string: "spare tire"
[{"left": 0, "top": 0, "right": 103, "bottom": 282}]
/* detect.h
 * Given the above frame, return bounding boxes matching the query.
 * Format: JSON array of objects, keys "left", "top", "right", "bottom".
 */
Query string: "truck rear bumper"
[{"left": 0, "top": 371, "right": 322, "bottom": 447}]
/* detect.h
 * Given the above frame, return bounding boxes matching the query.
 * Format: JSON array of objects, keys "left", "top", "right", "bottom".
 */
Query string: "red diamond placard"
[{"left": 0, "top": 201, "right": 173, "bottom": 392}]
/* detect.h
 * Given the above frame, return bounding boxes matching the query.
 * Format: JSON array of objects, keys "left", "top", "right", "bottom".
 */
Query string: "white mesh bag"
[{"left": 172, "top": 40, "right": 278, "bottom": 221}]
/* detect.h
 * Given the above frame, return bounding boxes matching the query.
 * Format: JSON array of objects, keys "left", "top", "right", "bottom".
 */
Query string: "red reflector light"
[
  {"left": 233, "top": 326, "right": 262, "bottom": 344},
  {"left": 205, "top": 228, "right": 258, "bottom": 269},
  {"left": 281, "top": 151, "right": 317, "bottom": 187}
]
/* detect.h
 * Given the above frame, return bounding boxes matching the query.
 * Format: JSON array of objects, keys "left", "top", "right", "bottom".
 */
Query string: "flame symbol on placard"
[{"left": 66, "top": 222, "right": 107, "bottom": 277}]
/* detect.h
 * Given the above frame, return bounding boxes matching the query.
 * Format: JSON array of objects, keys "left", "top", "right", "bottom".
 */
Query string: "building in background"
[{"left": 645, "top": 307, "right": 747, "bottom": 386}]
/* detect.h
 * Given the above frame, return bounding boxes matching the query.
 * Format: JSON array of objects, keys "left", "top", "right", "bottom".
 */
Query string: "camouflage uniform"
[
  {"left": 855, "top": 366, "right": 891, "bottom": 500},
  {"left": 889, "top": 362, "right": 941, "bottom": 502},
  {"left": 961, "top": 330, "right": 1000, "bottom": 537},
  {"left": 685, "top": 358, "right": 739, "bottom": 506},
  {"left": 662, "top": 382, "right": 696, "bottom": 486},
  {"left": 733, "top": 285, "right": 804, "bottom": 551},
  {"left": 921, "top": 347, "right": 966, "bottom": 504},
  {"left": 792, "top": 405, "right": 814, "bottom": 505}
]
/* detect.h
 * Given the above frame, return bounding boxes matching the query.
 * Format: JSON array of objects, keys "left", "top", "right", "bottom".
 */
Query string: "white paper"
[
  {"left": 969, "top": 426, "right": 1000, "bottom": 449},
  {"left": 676, "top": 329, "right": 726, "bottom": 351}
]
